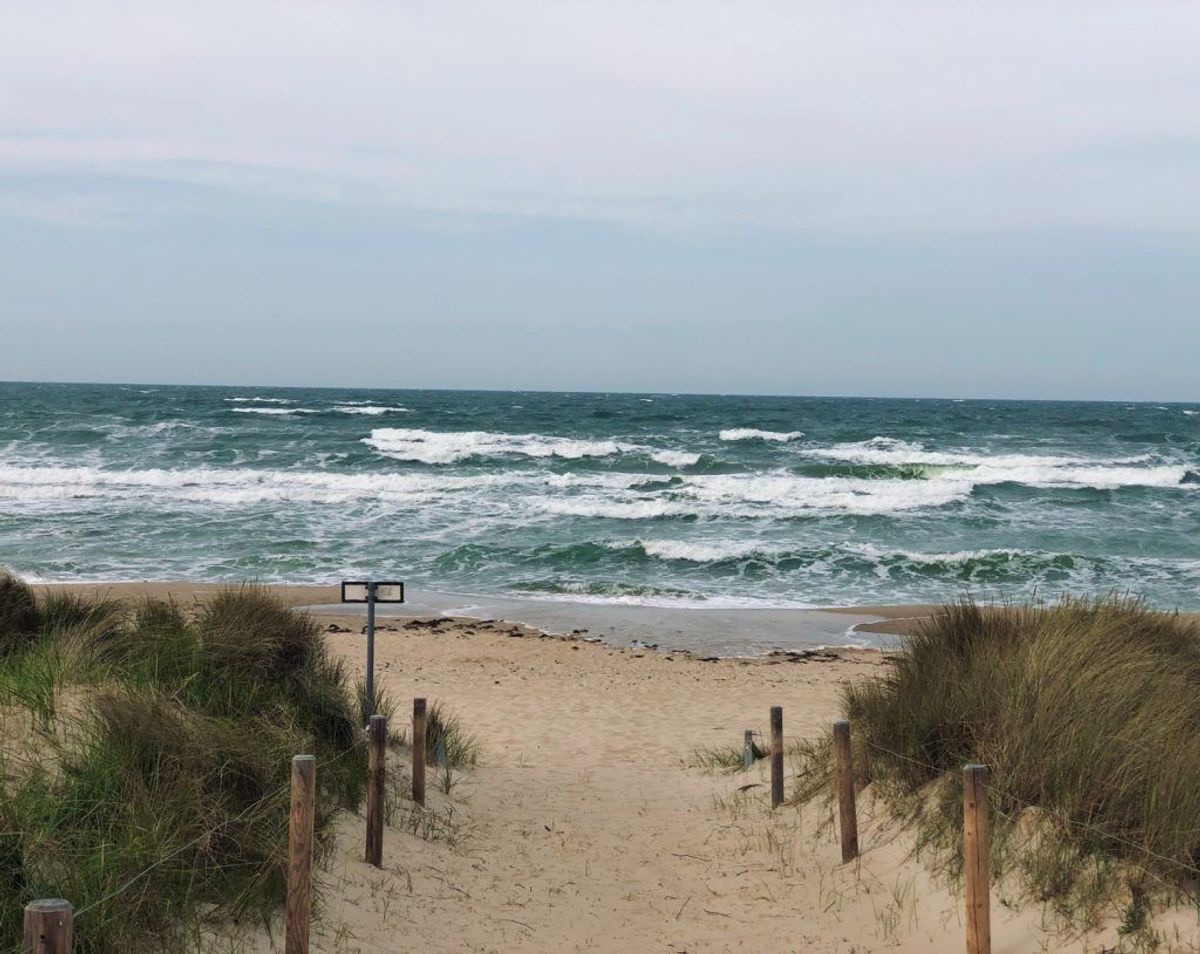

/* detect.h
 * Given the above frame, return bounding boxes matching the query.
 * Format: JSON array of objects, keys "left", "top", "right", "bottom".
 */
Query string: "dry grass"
[{"left": 841, "top": 596, "right": 1200, "bottom": 931}]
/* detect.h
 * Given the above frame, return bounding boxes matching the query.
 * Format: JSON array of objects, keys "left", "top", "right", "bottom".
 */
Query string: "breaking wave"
[
  {"left": 331, "top": 405, "right": 410, "bottom": 415},
  {"left": 718, "top": 428, "right": 804, "bottom": 442},
  {"left": 365, "top": 428, "right": 697, "bottom": 467},
  {"left": 365, "top": 428, "right": 635, "bottom": 464},
  {"left": 805, "top": 437, "right": 1189, "bottom": 490},
  {"left": 230, "top": 407, "right": 321, "bottom": 416}
]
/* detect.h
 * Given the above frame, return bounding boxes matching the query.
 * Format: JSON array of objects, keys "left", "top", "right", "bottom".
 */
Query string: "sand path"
[
  {"left": 240, "top": 618, "right": 1109, "bottom": 954},
  {"left": 39, "top": 585, "right": 1193, "bottom": 951}
]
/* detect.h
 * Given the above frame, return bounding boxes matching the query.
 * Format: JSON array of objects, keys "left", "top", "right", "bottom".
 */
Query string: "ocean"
[{"left": 1, "top": 382, "right": 1197, "bottom": 611}]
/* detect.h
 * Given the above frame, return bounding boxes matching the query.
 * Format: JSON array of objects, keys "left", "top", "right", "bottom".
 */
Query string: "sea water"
[{"left": 1, "top": 382, "right": 1197, "bottom": 610}]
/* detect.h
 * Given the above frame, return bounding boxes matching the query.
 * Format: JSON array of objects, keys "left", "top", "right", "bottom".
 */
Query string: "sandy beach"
[{"left": 33, "top": 582, "right": 1194, "bottom": 953}]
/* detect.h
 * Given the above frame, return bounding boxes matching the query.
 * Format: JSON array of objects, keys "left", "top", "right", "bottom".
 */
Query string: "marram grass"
[
  {"left": 841, "top": 596, "right": 1200, "bottom": 930},
  {"left": 0, "top": 573, "right": 366, "bottom": 953}
]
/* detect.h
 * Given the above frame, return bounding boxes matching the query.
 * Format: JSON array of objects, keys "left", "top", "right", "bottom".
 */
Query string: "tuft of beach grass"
[
  {"left": 838, "top": 595, "right": 1200, "bottom": 934},
  {"left": 0, "top": 576, "right": 372, "bottom": 952}
]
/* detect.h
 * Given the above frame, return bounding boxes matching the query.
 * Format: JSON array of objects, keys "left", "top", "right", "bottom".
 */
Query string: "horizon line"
[{"left": 0, "top": 377, "right": 1196, "bottom": 406}]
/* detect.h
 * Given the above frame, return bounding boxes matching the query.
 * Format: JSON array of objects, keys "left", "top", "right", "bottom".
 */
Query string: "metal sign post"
[{"left": 340, "top": 581, "right": 405, "bottom": 718}]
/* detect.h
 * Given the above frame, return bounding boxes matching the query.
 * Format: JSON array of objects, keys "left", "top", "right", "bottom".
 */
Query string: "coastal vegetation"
[
  {"left": 839, "top": 597, "right": 1200, "bottom": 933},
  {"left": 0, "top": 573, "right": 366, "bottom": 953}
]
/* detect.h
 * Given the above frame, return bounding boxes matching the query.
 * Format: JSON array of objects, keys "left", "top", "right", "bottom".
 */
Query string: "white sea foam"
[
  {"left": 807, "top": 437, "right": 1188, "bottom": 490},
  {"left": 683, "top": 473, "right": 973, "bottom": 516},
  {"left": 224, "top": 397, "right": 292, "bottom": 404},
  {"left": 365, "top": 428, "right": 694, "bottom": 466},
  {"left": 0, "top": 463, "right": 543, "bottom": 507},
  {"left": 539, "top": 498, "right": 693, "bottom": 519},
  {"left": 718, "top": 428, "right": 804, "bottom": 443},
  {"left": 649, "top": 450, "right": 701, "bottom": 468},
  {"left": 532, "top": 470, "right": 975, "bottom": 520},
  {"left": 844, "top": 541, "right": 1036, "bottom": 565},
  {"left": 331, "top": 405, "right": 409, "bottom": 415},
  {"left": 230, "top": 407, "right": 321, "bottom": 416},
  {"left": 634, "top": 539, "right": 773, "bottom": 562},
  {"left": 366, "top": 428, "right": 634, "bottom": 464},
  {"left": 1185, "top": 410, "right": 1199, "bottom": 417}
]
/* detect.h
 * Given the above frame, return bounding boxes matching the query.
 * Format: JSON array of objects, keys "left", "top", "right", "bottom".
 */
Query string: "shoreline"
[{"left": 29, "top": 580, "right": 928, "bottom": 655}]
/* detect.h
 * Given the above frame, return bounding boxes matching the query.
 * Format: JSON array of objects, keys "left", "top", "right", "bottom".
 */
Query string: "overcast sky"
[{"left": 2, "top": 1, "right": 1198, "bottom": 399}]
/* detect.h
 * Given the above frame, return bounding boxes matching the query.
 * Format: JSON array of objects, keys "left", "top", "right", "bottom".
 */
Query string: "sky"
[{"left": 1, "top": 1, "right": 1198, "bottom": 400}]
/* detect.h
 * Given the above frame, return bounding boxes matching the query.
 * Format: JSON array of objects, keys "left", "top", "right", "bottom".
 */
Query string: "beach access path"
[{"left": 39, "top": 584, "right": 1180, "bottom": 952}]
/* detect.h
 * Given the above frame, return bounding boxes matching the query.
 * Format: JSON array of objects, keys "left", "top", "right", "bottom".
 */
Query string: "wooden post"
[
  {"left": 286, "top": 754, "right": 316, "bottom": 954},
  {"left": 366, "top": 714, "right": 387, "bottom": 868},
  {"left": 770, "top": 706, "right": 784, "bottom": 808},
  {"left": 412, "top": 697, "right": 427, "bottom": 807},
  {"left": 23, "top": 899, "right": 72, "bottom": 954},
  {"left": 964, "top": 763, "right": 991, "bottom": 954},
  {"left": 743, "top": 729, "right": 755, "bottom": 770},
  {"left": 833, "top": 720, "right": 859, "bottom": 863}
]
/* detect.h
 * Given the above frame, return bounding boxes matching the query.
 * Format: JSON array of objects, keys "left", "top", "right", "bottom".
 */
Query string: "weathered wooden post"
[
  {"left": 743, "top": 729, "right": 755, "bottom": 770},
  {"left": 833, "top": 720, "right": 859, "bottom": 862},
  {"left": 23, "top": 899, "right": 73, "bottom": 954},
  {"left": 287, "top": 754, "right": 316, "bottom": 954},
  {"left": 413, "top": 697, "right": 427, "bottom": 807},
  {"left": 366, "top": 714, "right": 387, "bottom": 868},
  {"left": 964, "top": 763, "right": 991, "bottom": 954},
  {"left": 770, "top": 706, "right": 784, "bottom": 808}
]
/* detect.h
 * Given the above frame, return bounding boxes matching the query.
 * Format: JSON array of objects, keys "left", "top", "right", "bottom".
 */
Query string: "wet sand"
[{"left": 33, "top": 581, "right": 926, "bottom": 655}]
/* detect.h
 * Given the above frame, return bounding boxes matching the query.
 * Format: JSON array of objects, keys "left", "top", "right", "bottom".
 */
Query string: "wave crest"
[
  {"left": 718, "top": 428, "right": 804, "bottom": 443},
  {"left": 805, "top": 438, "right": 1188, "bottom": 490},
  {"left": 365, "top": 428, "right": 697, "bottom": 467}
]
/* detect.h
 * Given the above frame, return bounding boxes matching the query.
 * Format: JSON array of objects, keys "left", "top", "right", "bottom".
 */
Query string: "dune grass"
[
  {"left": 689, "top": 734, "right": 771, "bottom": 774},
  {"left": 424, "top": 702, "right": 479, "bottom": 769},
  {"left": 841, "top": 596, "right": 1200, "bottom": 929},
  {"left": 0, "top": 573, "right": 367, "bottom": 953}
]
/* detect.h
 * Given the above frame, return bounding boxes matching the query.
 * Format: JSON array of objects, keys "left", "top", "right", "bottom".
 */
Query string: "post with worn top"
[
  {"left": 286, "top": 754, "right": 316, "bottom": 954},
  {"left": 366, "top": 714, "right": 387, "bottom": 868},
  {"left": 833, "top": 720, "right": 859, "bottom": 862},
  {"left": 743, "top": 729, "right": 755, "bottom": 770},
  {"left": 23, "top": 899, "right": 72, "bottom": 954},
  {"left": 413, "top": 697, "right": 427, "bottom": 807},
  {"left": 964, "top": 763, "right": 991, "bottom": 954},
  {"left": 770, "top": 706, "right": 784, "bottom": 808}
]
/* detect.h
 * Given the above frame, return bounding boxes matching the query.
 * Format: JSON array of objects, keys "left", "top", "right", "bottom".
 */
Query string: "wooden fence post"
[
  {"left": 770, "top": 706, "right": 784, "bottom": 808},
  {"left": 833, "top": 720, "right": 859, "bottom": 863},
  {"left": 23, "top": 899, "right": 72, "bottom": 954},
  {"left": 286, "top": 754, "right": 316, "bottom": 954},
  {"left": 366, "top": 714, "right": 387, "bottom": 868},
  {"left": 964, "top": 763, "right": 991, "bottom": 954},
  {"left": 413, "top": 697, "right": 427, "bottom": 807},
  {"left": 743, "top": 729, "right": 755, "bottom": 770}
]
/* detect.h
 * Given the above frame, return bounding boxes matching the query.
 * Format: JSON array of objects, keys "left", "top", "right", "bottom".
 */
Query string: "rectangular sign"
[{"left": 340, "top": 581, "right": 405, "bottom": 603}]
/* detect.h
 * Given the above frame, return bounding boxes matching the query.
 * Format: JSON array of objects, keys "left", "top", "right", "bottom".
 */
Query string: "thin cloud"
[{"left": 2, "top": 1, "right": 1199, "bottom": 231}]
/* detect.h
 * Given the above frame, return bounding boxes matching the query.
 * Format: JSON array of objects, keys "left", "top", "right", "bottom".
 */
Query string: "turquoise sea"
[{"left": 1, "top": 382, "right": 1197, "bottom": 610}]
